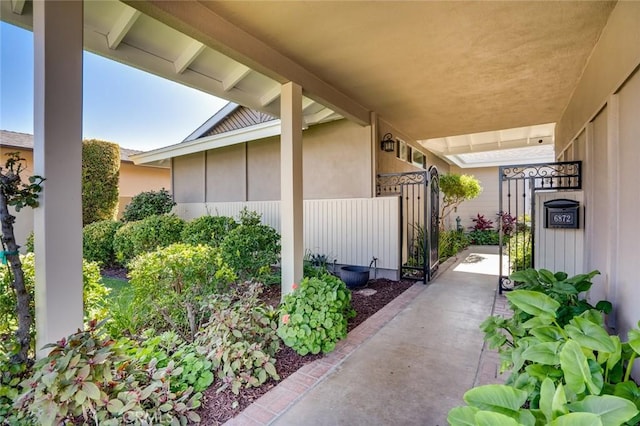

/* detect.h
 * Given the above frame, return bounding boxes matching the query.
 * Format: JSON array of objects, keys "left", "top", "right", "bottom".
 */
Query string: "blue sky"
[{"left": 0, "top": 22, "right": 228, "bottom": 151}]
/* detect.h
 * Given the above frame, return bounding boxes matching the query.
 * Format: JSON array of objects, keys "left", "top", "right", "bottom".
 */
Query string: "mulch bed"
[
  {"left": 197, "top": 278, "right": 414, "bottom": 425},
  {"left": 100, "top": 268, "right": 415, "bottom": 425}
]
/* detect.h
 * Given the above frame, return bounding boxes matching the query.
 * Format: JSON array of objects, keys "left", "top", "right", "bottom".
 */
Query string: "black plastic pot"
[{"left": 340, "top": 266, "right": 370, "bottom": 289}]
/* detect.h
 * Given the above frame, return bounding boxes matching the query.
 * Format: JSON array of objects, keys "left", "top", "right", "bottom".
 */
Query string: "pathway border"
[{"left": 224, "top": 254, "right": 462, "bottom": 426}]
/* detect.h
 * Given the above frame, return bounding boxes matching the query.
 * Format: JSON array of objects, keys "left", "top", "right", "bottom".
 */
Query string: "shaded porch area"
[{"left": 227, "top": 245, "right": 508, "bottom": 425}]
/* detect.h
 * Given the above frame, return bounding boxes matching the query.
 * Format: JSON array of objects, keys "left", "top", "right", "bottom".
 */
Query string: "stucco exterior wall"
[
  {"left": 118, "top": 161, "right": 170, "bottom": 198},
  {"left": 303, "top": 120, "right": 372, "bottom": 199},
  {"left": 173, "top": 152, "right": 205, "bottom": 203},
  {"left": 556, "top": 1, "right": 640, "bottom": 378},
  {"left": 173, "top": 119, "right": 373, "bottom": 202},
  {"left": 247, "top": 137, "right": 280, "bottom": 201},
  {"left": 206, "top": 144, "right": 246, "bottom": 202},
  {"left": 376, "top": 119, "right": 450, "bottom": 176},
  {"left": 118, "top": 161, "right": 171, "bottom": 217}
]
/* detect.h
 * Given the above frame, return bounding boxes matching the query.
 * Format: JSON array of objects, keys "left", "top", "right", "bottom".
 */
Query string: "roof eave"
[{"left": 131, "top": 119, "right": 282, "bottom": 165}]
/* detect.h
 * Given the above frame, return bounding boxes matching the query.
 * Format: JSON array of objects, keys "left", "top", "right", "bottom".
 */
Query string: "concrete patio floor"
[{"left": 225, "top": 245, "right": 509, "bottom": 426}]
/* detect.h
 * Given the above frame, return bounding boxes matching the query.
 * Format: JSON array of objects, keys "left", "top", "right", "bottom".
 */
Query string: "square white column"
[
  {"left": 33, "top": 0, "right": 84, "bottom": 356},
  {"left": 280, "top": 82, "right": 304, "bottom": 297}
]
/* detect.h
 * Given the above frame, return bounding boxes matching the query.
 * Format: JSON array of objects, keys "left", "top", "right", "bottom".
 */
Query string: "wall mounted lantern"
[{"left": 380, "top": 133, "right": 395, "bottom": 152}]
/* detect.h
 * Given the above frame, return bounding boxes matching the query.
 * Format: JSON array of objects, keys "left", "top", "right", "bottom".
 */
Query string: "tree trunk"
[{"left": 0, "top": 192, "right": 32, "bottom": 364}]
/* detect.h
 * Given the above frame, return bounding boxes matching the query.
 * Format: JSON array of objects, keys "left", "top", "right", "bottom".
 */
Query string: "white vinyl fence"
[{"left": 174, "top": 197, "right": 400, "bottom": 270}]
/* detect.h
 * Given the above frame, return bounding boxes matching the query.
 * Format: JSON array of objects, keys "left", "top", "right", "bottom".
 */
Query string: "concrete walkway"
[{"left": 225, "top": 246, "right": 508, "bottom": 426}]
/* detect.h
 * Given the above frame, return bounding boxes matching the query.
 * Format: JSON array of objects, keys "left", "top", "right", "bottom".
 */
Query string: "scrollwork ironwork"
[
  {"left": 376, "top": 171, "right": 429, "bottom": 195},
  {"left": 499, "top": 276, "right": 515, "bottom": 293},
  {"left": 499, "top": 161, "right": 581, "bottom": 190}
]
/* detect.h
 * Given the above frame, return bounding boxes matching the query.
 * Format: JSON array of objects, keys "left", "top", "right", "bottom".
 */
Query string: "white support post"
[
  {"left": 280, "top": 82, "right": 304, "bottom": 297},
  {"left": 33, "top": 0, "right": 84, "bottom": 356}
]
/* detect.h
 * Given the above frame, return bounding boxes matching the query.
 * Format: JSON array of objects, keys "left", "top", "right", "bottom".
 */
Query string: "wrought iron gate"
[
  {"left": 376, "top": 167, "right": 440, "bottom": 281},
  {"left": 498, "top": 161, "right": 582, "bottom": 292}
]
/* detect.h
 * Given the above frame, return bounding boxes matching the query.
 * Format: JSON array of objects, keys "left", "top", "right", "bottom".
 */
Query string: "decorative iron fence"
[
  {"left": 377, "top": 167, "right": 439, "bottom": 281},
  {"left": 498, "top": 161, "right": 582, "bottom": 292}
]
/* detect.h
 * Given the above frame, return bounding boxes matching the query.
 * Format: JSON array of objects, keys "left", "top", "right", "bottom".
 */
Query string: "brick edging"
[{"left": 224, "top": 283, "right": 425, "bottom": 425}]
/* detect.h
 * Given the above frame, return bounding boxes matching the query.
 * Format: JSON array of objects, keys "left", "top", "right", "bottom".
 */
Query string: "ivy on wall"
[{"left": 82, "top": 139, "right": 120, "bottom": 226}]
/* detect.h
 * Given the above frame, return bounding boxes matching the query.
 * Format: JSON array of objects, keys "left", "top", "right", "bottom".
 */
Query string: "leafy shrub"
[
  {"left": 303, "top": 251, "right": 333, "bottom": 278},
  {"left": 508, "top": 231, "right": 532, "bottom": 271},
  {"left": 14, "top": 321, "right": 202, "bottom": 425},
  {"left": 181, "top": 215, "right": 237, "bottom": 247},
  {"left": 127, "top": 330, "right": 214, "bottom": 394},
  {"left": 128, "top": 243, "right": 235, "bottom": 340},
  {"left": 464, "top": 269, "right": 640, "bottom": 425},
  {"left": 104, "top": 286, "right": 141, "bottom": 339},
  {"left": 220, "top": 211, "right": 280, "bottom": 281},
  {"left": 196, "top": 283, "right": 280, "bottom": 394},
  {"left": 509, "top": 268, "right": 612, "bottom": 326},
  {"left": 82, "top": 139, "right": 120, "bottom": 226},
  {"left": 0, "top": 339, "right": 31, "bottom": 424},
  {"left": 467, "top": 230, "right": 500, "bottom": 245},
  {"left": 112, "top": 221, "right": 137, "bottom": 265},
  {"left": 122, "top": 188, "right": 175, "bottom": 222},
  {"left": 470, "top": 213, "right": 494, "bottom": 231},
  {"left": 82, "top": 220, "right": 122, "bottom": 266},
  {"left": 277, "top": 274, "right": 355, "bottom": 356},
  {"left": 25, "top": 232, "right": 34, "bottom": 253},
  {"left": 451, "top": 269, "right": 640, "bottom": 425},
  {"left": 448, "top": 380, "right": 639, "bottom": 426},
  {"left": 438, "top": 229, "right": 469, "bottom": 261},
  {"left": 0, "top": 254, "right": 110, "bottom": 338},
  {"left": 497, "top": 211, "right": 516, "bottom": 236},
  {"left": 439, "top": 174, "right": 482, "bottom": 227},
  {"left": 473, "top": 290, "right": 640, "bottom": 426},
  {"left": 113, "top": 214, "right": 186, "bottom": 265}
]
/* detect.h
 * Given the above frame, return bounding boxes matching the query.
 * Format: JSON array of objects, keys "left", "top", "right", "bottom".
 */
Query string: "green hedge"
[
  {"left": 180, "top": 215, "right": 237, "bottom": 247},
  {"left": 128, "top": 243, "right": 235, "bottom": 340},
  {"left": 82, "top": 220, "right": 122, "bottom": 266},
  {"left": 122, "top": 189, "right": 175, "bottom": 222},
  {"left": 113, "top": 214, "right": 185, "bottom": 265},
  {"left": 82, "top": 139, "right": 120, "bottom": 226}
]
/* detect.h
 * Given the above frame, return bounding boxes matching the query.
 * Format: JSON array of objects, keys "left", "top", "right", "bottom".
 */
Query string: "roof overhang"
[
  {"left": 130, "top": 119, "right": 281, "bottom": 165},
  {"left": 1, "top": 1, "right": 616, "bottom": 158}
]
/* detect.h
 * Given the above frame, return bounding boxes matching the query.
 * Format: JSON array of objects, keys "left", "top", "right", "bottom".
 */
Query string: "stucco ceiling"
[
  {"left": 194, "top": 1, "right": 616, "bottom": 141},
  {"left": 2, "top": 0, "right": 616, "bottom": 150}
]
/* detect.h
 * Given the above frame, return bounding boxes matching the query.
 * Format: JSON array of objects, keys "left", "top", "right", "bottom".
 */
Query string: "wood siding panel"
[
  {"left": 534, "top": 191, "right": 584, "bottom": 277},
  {"left": 206, "top": 106, "right": 276, "bottom": 136},
  {"left": 616, "top": 68, "right": 640, "bottom": 338},
  {"left": 175, "top": 197, "right": 400, "bottom": 270}
]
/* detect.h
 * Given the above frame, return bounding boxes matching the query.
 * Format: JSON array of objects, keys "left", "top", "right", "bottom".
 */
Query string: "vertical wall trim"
[
  {"left": 170, "top": 157, "right": 175, "bottom": 202},
  {"left": 244, "top": 142, "right": 249, "bottom": 201},
  {"left": 606, "top": 94, "right": 620, "bottom": 328},
  {"left": 202, "top": 151, "right": 207, "bottom": 202},
  {"left": 584, "top": 123, "right": 594, "bottom": 275},
  {"left": 370, "top": 111, "right": 378, "bottom": 198}
]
